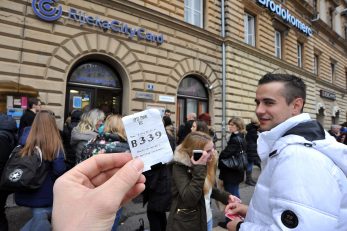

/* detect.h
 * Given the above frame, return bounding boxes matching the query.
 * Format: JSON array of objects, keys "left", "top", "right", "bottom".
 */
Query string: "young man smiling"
[{"left": 225, "top": 73, "right": 347, "bottom": 231}]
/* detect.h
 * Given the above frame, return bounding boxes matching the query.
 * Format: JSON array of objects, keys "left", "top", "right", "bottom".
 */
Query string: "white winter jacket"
[{"left": 242, "top": 113, "right": 347, "bottom": 231}]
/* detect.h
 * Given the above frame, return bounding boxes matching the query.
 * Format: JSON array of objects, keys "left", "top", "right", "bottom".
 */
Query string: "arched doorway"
[
  {"left": 65, "top": 60, "right": 122, "bottom": 119},
  {"left": 176, "top": 76, "right": 209, "bottom": 127}
]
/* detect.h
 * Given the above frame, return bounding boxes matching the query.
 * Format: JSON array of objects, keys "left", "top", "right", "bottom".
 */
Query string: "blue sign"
[
  {"left": 257, "top": 0, "right": 313, "bottom": 36},
  {"left": 31, "top": 0, "right": 164, "bottom": 44},
  {"left": 32, "top": 0, "right": 62, "bottom": 22}
]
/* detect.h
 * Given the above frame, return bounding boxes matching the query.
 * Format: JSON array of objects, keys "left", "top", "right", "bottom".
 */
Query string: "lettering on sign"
[{"left": 320, "top": 90, "right": 336, "bottom": 100}]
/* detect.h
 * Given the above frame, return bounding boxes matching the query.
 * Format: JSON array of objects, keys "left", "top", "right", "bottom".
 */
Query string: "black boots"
[{"left": 245, "top": 171, "right": 256, "bottom": 186}]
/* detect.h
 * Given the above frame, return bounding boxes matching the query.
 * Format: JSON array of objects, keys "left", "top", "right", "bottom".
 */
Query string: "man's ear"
[{"left": 292, "top": 98, "right": 304, "bottom": 115}]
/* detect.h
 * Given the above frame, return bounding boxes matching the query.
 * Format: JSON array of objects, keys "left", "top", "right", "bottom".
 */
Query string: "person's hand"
[
  {"left": 191, "top": 150, "right": 210, "bottom": 165},
  {"left": 228, "top": 195, "right": 242, "bottom": 204},
  {"left": 226, "top": 218, "right": 243, "bottom": 231},
  {"left": 225, "top": 202, "right": 248, "bottom": 217},
  {"left": 52, "top": 153, "right": 145, "bottom": 231}
]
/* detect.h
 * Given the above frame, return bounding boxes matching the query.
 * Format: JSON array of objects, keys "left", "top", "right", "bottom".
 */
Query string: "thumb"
[{"left": 98, "top": 158, "right": 144, "bottom": 206}]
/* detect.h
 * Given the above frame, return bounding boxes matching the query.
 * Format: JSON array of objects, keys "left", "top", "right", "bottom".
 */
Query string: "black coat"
[
  {"left": 218, "top": 133, "right": 245, "bottom": 184},
  {"left": 177, "top": 120, "right": 194, "bottom": 144},
  {"left": 245, "top": 122, "right": 261, "bottom": 162},
  {"left": 142, "top": 164, "right": 172, "bottom": 212}
]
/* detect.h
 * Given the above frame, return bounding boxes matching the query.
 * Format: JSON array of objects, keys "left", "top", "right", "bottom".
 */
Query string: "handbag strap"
[{"left": 236, "top": 136, "right": 245, "bottom": 152}]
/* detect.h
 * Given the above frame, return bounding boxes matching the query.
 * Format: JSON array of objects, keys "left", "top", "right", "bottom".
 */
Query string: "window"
[
  {"left": 313, "top": 0, "right": 318, "bottom": 13},
  {"left": 314, "top": 54, "right": 319, "bottom": 75},
  {"left": 275, "top": 31, "right": 282, "bottom": 58},
  {"left": 244, "top": 13, "right": 255, "bottom": 46},
  {"left": 344, "top": 26, "right": 347, "bottom": 40},
  {"left": 331, "top": 63, "right": 335, "bottom": 82},
  {"left": 177, "top": 76, "right": 208, "bottom": 127},
  {"left": 184, "top": 0, "right": 203, "bottom": 27},
  {"left": 297, "top": 42, "right": 303, "bottom": 68},
  {"left": 328, "top": 8, "right": 334, "bottom": 28}
]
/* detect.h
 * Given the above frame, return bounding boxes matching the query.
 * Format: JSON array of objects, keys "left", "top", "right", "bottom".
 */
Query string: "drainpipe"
[{"left": 221, "top": 0, "right": 227, "bottom": 149}]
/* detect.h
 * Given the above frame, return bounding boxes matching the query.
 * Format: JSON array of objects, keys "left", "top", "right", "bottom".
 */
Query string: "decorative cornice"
[
  {"left": 312, "top": 19, "right": 347, "bottom": 54},
  {"left": 86, "top": 0, "right": 223, "bottom": 45}
]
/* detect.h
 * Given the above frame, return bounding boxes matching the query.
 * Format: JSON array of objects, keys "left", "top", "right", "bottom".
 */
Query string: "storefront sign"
[
  {"left": 159, "top": 95, "right": 175, "bottom": 103},
  {"left": 257, "top": 0, "right": 313, "bottom": 36},
  {"left": 31, "top": 0, "right": 164, "bottom": 44},
  {"left": 135, "top": 92, "right": 154, "bottom": 100},
  {"left": 320, "top": 90, "right": 336, "bottom": 100}
]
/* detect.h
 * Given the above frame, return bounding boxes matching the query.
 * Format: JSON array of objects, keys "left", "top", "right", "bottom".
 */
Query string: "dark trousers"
[
  {"left": 147, "top": 210, "right": 167, "bottom": 231},
  {"left": 0, "top": 191, "right": 10, "bottom": 231}
]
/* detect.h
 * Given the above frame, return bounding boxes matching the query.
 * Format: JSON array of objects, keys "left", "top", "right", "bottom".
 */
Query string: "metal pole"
[{"left": 221, "top": 0, "right": 227, "bottom": 149}]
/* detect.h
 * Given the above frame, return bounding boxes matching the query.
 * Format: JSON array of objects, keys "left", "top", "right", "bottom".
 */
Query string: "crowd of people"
[{"left": 0, "top": 73, "right": 346, "bottom": 231}]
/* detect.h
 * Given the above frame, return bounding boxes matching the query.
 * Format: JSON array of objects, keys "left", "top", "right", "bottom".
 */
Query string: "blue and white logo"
[{"left": 32, "top": 0, "right": 62, "bottom": 22}]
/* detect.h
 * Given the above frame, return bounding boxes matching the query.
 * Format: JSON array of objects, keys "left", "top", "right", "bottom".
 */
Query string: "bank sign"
[
  {"left": 257, "top": 0, "right": 313, "bottom": 36},
  {"left": 31, "top": 0, "right": 164, "bottom": 44}
]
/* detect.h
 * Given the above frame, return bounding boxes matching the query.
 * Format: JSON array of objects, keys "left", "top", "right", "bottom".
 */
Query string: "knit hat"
[{"left": 198, "top": 113, "right": 211, "bottom": 126}]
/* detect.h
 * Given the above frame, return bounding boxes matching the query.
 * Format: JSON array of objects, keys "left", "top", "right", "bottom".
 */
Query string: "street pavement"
[{"left": 5, "top": 167, "right": 260, "bottom": 231}]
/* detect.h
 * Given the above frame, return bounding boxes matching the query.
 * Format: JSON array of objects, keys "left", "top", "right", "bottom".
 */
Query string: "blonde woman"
[
  {"left": 70, "top": 108, "right": 105, "bottom": 164},
  {"left": 15, "top": 110, "right": 66, "bottom": 230},
  {"left": 167, "top": 132, "right": 240, "bottom": 231}
]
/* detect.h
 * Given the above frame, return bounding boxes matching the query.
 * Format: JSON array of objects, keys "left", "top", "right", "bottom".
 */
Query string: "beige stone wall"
[
  {"left": 0, "top": 0, "right": 224, "bottom": 130},
  {"left": 224, "top": 0, "right": 346, "bottom": 125}
]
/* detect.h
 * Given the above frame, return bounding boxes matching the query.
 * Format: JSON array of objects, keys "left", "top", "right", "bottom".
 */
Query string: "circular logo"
[
  {"left": 8, "top": 169, "right": 23, "bottom": 182},
  {"left": 281, "top": 210, "right": 299, "bottom": 229},
  {"left": 32, "top": 0, "right": 63, "bottom": 22}
]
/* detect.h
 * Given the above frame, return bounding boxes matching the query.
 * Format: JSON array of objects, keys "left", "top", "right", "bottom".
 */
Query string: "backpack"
[
  {"left": 0, "top": 145, "right": 49, "bottom": 191},
  {"left": 79, "top": 134, "right": 130, "bottom": 163}
]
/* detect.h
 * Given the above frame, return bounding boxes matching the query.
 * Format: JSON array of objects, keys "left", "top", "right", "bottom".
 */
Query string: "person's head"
[
  {"left": 162, "top": 116, "right": 173, "bottom": 127},
  {"left": 198, "top": 113, "right": 211, "bottom": 126},
  {"left": 77, "top": 109, "right": 105, "bottom": 132},
  {"left": 187, "top": 112, "right": 197, "bottom": 121},
  {"left": 104, "top": 114, "right": 127, "bottom": 140},
  {"left": 255, "top": 73, "right": 306, "bottom": 131},
  {"left": 0, "top": 114, "right": 17, "bottom": 134},
  {"left": 28, "top": 98, "right": 41, "bottom": 113},
  {"left": 21, "top": 110, "right": 63, "bottom": 161},
  {"left": 191, "top": 120, "right": 209, "bottom": 134},
  {"left": 228, "top": 117, "right": 245, "bottom": 134},
  {"left": 71, "top": 110, "right": 83, "bottom": 123},
  {"left": 164, "top": 109, "right": 171, "bottom": 117},
  {"left": 331, "top": 124, "right": 341, "bottom": 134},
  {"left": 180, "top": 132, "right": 216, "bottom": 193}
]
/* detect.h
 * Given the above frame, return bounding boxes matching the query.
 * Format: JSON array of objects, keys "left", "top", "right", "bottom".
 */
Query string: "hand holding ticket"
[{"left": 122, "top": 109, "right": 173, "bottom": 172}]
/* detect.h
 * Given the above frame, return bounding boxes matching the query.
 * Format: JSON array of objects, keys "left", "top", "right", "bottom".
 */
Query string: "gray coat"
[{"left": 70, "top": 127, "right": 97, "bottom": 164}]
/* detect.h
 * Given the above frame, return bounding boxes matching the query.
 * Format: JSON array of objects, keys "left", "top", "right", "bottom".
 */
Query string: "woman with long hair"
[
  {"left": 70, "top": 108, "right": 105, "bottom": 164},
  {"left": 167, "top": 132, "right": 239, "bottom": 231},
  {"left": 15, "top": 110, "right": 66, "bottom": 231}
]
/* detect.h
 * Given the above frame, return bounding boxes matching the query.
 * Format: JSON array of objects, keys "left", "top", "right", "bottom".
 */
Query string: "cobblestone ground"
[{"left": 6, "top": 166, "right": 261, "bottom": 231}]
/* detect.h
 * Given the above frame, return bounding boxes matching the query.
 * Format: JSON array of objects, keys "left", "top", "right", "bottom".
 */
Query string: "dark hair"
[
  {"left": 259, "top": 73, "right": 306, "bottom": 110},
  {"left": 163, "top": 116, "right": 173, "bottom": 127},
  {"left": 165, "top": 109, "right": 171, "bottom": 113},
  {"left": 195, "top": 120, "right": 209, "bottom": 134},
  {"left": 28, "top": 98, "right": 40, "bottom": 109}
]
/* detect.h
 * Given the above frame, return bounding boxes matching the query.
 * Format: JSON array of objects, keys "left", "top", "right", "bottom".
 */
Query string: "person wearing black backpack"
[
  {"left": 0, "top": 114, "right": 17, "bottom": 231},
  {"left": 15, "top": 110, "right": 66, "bottom": 231}
]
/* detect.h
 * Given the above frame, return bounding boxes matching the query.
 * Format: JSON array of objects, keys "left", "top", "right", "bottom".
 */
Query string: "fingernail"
[{"left": 131, "top": 158, "right": 144, "bottom": 173}]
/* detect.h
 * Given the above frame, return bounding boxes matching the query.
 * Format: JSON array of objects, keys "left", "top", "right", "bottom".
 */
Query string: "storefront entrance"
[{"left": 65, "top": 61, "right": 122, "bottom": 119}]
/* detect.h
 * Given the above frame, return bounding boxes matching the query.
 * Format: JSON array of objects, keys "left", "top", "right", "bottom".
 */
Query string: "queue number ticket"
[{"left": 122, "top": 109, "right": 173, "bottom": 172}]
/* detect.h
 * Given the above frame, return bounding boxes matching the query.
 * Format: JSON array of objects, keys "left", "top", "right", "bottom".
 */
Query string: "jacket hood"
[
  {"left": 70, "top": 127, "right": 97, "bottom": 145},
  {"left": 258, "top": 113, "right": 347, "bottom": 175},
  {"left": 173, "top": 145, "right": 192, "bottom": 167}
]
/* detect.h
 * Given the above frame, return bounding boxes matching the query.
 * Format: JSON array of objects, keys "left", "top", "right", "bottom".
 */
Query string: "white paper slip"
[{"left": 122, "top": 109, "right": 173, "bottom": 172}]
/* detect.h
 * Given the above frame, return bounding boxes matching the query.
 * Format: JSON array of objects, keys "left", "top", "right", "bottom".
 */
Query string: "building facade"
[{"left": 0, "top": 0, "right": 346, "bottom": 146}]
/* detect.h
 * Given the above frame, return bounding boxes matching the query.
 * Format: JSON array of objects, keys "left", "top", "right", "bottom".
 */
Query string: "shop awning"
[{"left": 0, "top": 81, "right": 38, "bottom": 96}]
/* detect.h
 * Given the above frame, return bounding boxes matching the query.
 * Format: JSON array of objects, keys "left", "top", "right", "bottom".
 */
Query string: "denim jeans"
[
  {"left": 223, "top": 182, "right": 240, "bottom": 198},
  {"left": 247, "top": 160, "right": 254, "bottom": 172},
  {"left": 207, "top": 219, "right": 213, "bottom": 231},
  {"left": 20, "top": 207, "right": 52, "bottom": 231}
]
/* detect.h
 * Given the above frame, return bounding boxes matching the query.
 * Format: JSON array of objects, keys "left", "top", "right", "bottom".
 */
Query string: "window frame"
[
  {"left": 184, "top": 0, "right": 203, "bottom": 28},
  {"left": 314, "top": 54, "right": 319, "bottom": 75},
  {"left": 275, "top": 30, "right": 282, "bottom": 58},
  {"left": 244, "top": 13, "right": 255, "bottom": 46},
  {"left": 331, "top": 62, "right": 336, "bottom": 83},
  {"left": 297, "top": 42, "right": 303, "bottom": 68}
]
